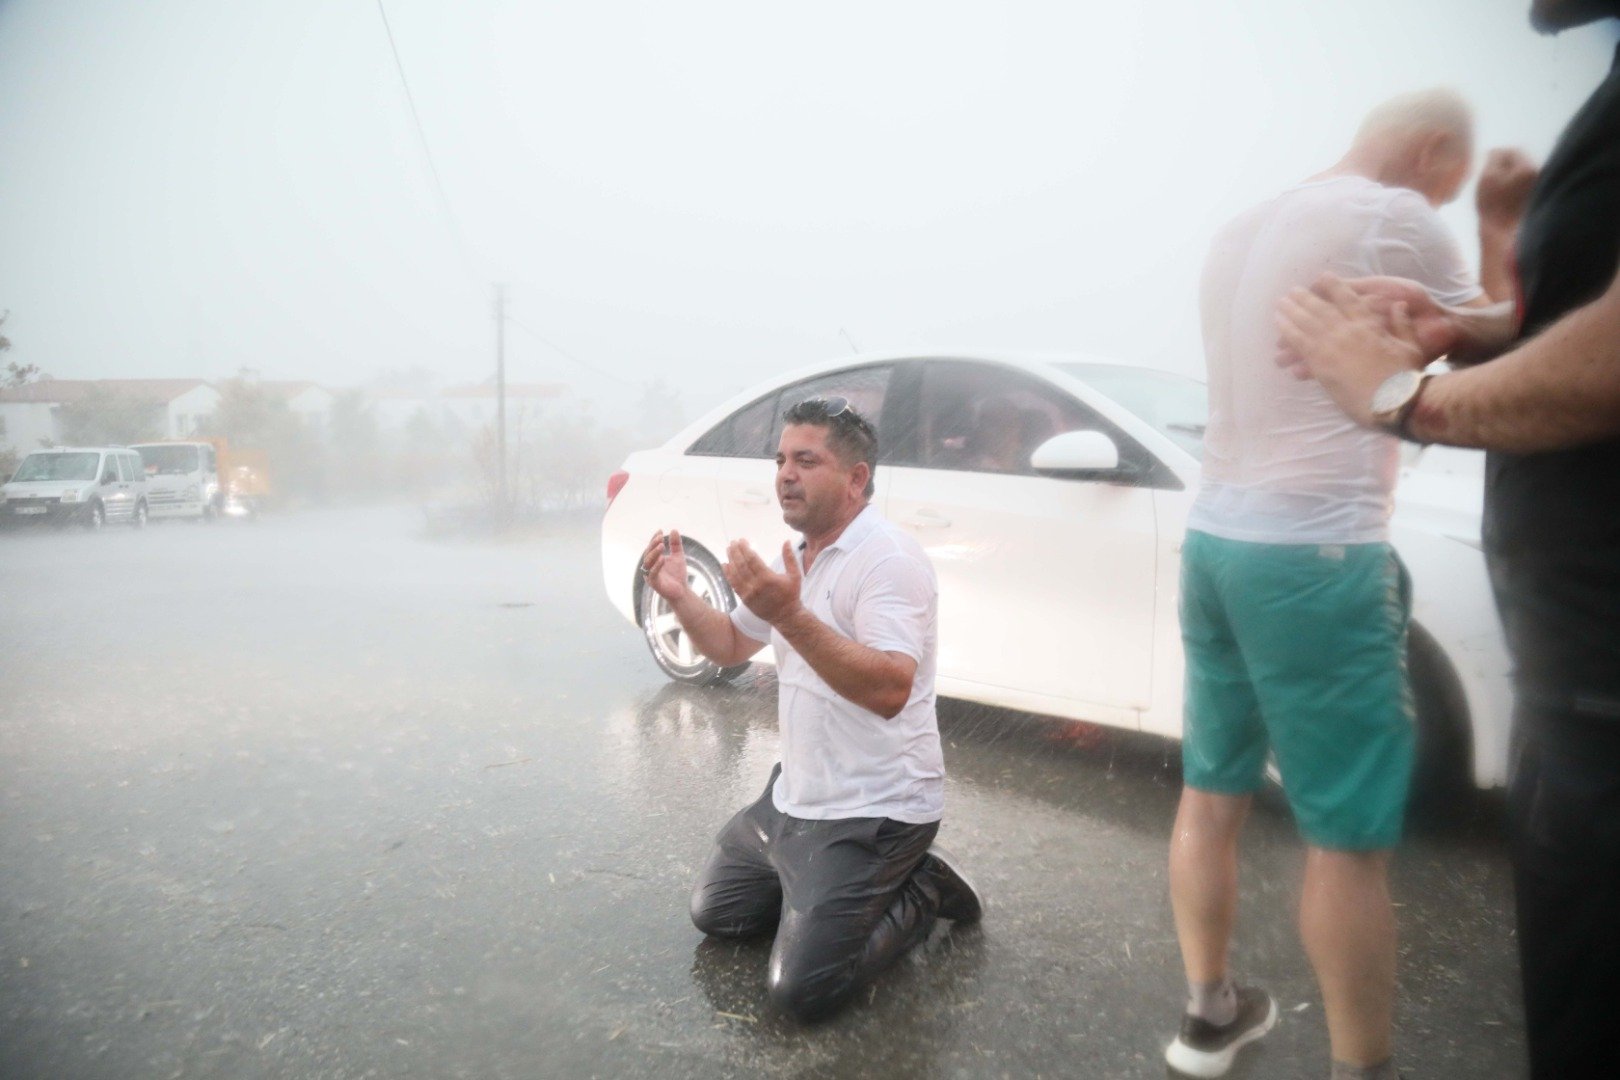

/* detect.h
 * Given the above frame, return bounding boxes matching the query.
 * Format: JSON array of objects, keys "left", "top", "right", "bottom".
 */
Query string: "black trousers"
[
  {"left": 689, "top": 765, "right": 942, "bottom": 1022},
  {"left": 1509, "top": 706, "right": 1620, "bottom": 1079}
]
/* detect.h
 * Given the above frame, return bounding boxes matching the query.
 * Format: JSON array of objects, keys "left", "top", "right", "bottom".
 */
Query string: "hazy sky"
[{"left": 0, "top": 0, "right": 1614, "bottom": 423}]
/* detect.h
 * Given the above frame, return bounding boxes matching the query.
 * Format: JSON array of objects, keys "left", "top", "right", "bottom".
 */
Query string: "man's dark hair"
[{"left": 782, "top": 397, "right": 878, "bottom": 498}]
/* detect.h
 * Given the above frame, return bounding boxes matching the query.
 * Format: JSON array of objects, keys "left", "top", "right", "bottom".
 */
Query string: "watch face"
[{"left": 1371, "top": 370, "right": 1422, "bottom": 417}]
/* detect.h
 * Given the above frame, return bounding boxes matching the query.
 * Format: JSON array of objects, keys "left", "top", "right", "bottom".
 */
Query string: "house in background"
[
  {"left": 256, "top": 381, "right": 335, "bottom": 435},
  {"left": 0, "top": 378, "right": 221, "bottom": 455}
]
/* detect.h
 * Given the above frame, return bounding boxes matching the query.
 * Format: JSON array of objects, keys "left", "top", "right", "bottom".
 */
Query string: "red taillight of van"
[{"left": 606, "top": 470, "right": 629, "bottom": 506}]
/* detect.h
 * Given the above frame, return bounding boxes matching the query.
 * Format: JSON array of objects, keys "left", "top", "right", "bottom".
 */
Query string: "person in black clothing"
[{"left": 1274, "top": 4, "right": 1620, "bottom": 1075}]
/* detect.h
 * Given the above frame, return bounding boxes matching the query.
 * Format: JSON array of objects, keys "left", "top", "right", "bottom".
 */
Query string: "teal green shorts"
[{"left": 1179, "top": 530, "right": 1415, "bottom": 850}]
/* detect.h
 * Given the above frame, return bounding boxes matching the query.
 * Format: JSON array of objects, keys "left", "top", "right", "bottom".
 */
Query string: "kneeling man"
[{"left": 641, "top": 397, "right": 983, "bottom": 1022}]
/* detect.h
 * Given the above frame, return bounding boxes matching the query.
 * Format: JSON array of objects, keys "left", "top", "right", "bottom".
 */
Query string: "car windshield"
[
  {"left": 12, "top": 452, "right": 101, "bottom": 482},
  {"left": 1055, "top": 363, "right": 1207, "bottom": 460},
  {"left": 136, "top": 444, "right": 200, "bottom": 474}
]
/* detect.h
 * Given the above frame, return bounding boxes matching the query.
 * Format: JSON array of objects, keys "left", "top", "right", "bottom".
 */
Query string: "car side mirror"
[
  {"left": 102, "top": 471, "right": 117, "bottom": 484},
  {"left": 1030, "top": 430, "right": 1121, "bottom": 474}
]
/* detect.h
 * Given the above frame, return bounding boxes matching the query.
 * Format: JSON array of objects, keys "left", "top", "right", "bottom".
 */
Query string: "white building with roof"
[
  {"left": 0, "top": 378, "right": 220, "bottom": 454},
  {"left": 256, "top": 381, "right": 335, "bottom": 433}
]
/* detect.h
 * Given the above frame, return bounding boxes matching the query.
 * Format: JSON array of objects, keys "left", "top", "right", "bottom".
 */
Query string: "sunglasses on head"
[
  {"left": 802, "top": 395, "right": 851, "bottom": 417},
  {"left": 789, "top": 395, "right": 875, "bottom": 439}
]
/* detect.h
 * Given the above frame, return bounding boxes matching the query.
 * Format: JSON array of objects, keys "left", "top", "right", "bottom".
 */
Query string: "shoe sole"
[
  {"left": 1163, "top": 995, "right": 1278, "bottom": 1078},
  {"left": 927, "top": 847, "right": 984, "bottom": 923}
]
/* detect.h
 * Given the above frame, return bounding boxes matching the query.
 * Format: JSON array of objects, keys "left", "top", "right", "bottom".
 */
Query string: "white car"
[
  {"left": 600, "top": 353, "right": 1513, "bottom": 795},
  {"left": 2, "top": 446, "right": 150, "bottom": 529}
]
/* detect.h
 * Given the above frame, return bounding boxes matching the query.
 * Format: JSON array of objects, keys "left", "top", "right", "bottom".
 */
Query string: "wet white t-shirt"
[
  {"left": 1191, "top": 176, "right": 1483, "bottom": 544},
  {"left": 730, "top": 505, "right": 944, "bottom": 824}
]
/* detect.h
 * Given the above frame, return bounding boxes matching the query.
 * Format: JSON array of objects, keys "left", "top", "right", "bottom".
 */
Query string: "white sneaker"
[{"left": 1164, "top": 985, "right": 1278, "bottom": 1078}]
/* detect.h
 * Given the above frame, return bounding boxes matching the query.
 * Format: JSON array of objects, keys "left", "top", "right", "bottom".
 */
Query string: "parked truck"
[
  {"left": 131, "top": 438, "right": 274, "bottom": 521},
  {"left": 131, "top": 440, "right": 222, "bottom": 520}
]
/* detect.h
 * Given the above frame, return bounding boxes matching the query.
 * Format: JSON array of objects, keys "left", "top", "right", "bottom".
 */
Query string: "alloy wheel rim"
[{"left": 645, "top": 565, "right": 724, "bottom": 670}]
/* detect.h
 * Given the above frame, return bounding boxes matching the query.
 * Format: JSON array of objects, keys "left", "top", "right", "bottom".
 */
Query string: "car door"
[
  {"left": 102, "top": 453, "right": 132, "bottom": 521},
  {"left": 122, "top": 454, "right": 146, "bottom": 510},
  {"left": 883, "top": 360, "right": 1161, "bottom": 725}
]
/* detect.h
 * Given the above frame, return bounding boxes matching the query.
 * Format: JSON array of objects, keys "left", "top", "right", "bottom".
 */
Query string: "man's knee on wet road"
[
  {"left": 765, "top": 944, "right": 859, "bottom": 1023},
  {"left": 689, "top": 878, "right": 780, "bottom": 939}
]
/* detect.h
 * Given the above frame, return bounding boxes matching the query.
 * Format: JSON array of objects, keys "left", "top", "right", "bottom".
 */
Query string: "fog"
[
  {"left": 0, "top": 0, "right": 1614, "bottom": 433},
  {"left": 5, "top": 5, "right": 1609, "bottom": 1072}
]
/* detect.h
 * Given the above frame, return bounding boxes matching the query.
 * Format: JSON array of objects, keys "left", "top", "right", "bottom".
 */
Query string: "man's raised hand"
[
  {"left": 724, "top": 540, "right": 803, "bottom": 625},
  {"left": 641, "top": 529, "right": 689, "bottom": 601},
  {"left": 1476, "top": 148, "right": 1539, "bottom": 234}
]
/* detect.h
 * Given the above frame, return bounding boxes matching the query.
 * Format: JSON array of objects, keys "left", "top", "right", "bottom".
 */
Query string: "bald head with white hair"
[{"left": 1332, "top": 87, "right": 1476, "bottom": 207}]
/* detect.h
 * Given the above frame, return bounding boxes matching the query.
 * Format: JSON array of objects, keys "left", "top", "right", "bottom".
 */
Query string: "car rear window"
[{"left": 689, "top": 393, "right": 778, "bottom": 458}]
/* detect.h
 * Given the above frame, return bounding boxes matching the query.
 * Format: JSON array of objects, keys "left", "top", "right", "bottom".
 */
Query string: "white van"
[
  {"left": 131, "top": 441, "right": 221, "bottom": 520},
  {"left": 0, "top": 447, "right": 150, "bottom": 528}
]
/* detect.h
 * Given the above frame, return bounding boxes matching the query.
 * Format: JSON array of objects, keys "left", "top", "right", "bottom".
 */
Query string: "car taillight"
[{"left": 606, "top": 470, "right": 629, "bottom": 506}]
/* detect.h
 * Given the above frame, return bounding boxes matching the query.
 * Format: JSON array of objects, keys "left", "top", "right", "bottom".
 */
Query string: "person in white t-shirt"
[
  {"left": 640, "top": 397, "right": 983, "bottom": 1023},
  {"left": 1163, "top": 89, "right": 1516, "bottom": 1080}
]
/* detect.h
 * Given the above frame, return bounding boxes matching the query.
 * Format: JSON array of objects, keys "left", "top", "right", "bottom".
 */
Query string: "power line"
[
  {"left": 371, "top": 9, "right": 621, "bottom": 390},
  {"left": 374, "top": 0, "right": 479, "bottom": 283},
  {"left": 504, "top": 312, "right": 631, "bottom": 385}
]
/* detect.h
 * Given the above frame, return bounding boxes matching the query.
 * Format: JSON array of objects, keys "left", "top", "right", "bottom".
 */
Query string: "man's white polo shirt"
[{"left": 730, "top": 504, "right": 943, "bottom": 824}]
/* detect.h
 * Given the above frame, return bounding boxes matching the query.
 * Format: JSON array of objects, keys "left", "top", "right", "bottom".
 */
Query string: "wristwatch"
[{"left": 1369, "top": 369, "right": 1434, "bottom": 441}]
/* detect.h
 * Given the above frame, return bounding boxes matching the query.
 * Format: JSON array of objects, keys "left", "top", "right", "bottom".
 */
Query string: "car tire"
[
  {"left": 130, "top": 500, "right": 148, "bottom": 529},
  {"left": 83, "top": 501, "right": 105, "bottom": 531},
  {"left": 1407, "top": 625, "right": 1472, "bottom": 815},
  {"left": 1257, "top": 625, "right": 1469, "bottom": 818},
  {"left": 639, "top": 545, "right": 751, "bottom": 686}
]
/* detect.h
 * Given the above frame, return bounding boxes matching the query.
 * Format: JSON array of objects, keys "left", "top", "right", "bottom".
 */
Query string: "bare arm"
[
  {"left": 1276, "top": 270, "right": 1620, "bottom": 453},
  {"left": 1475, "top": 149, "right": 1539, "bottom": 306},
  {"left": 1478, "top": 227, "right": 1519, "bottom": 308},
  {"left": 1443, "top": 300, "right": 1520, "bottom": 365},
  {"left": 1276, "top": 278, "right": 1514, "bottom": 380},
  {"left": 725, "top": 540, "right": 917, "bottom": 719},
  {"left": 773, "top": 606, "right": 917, "bottom": 720},
  {"left": 641, "top": 530, "right": 767, "bottom": 667},
  {"left": 1411, "top": 270, "right": 1620, "bottom": 451}
]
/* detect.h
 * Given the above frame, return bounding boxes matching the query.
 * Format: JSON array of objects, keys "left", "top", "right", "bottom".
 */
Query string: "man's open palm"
[
  {"left": 725, "top": 540, "right": 802, "bottom": 624},
  {"left": 642, "top": 530, "right": 690, "bottom": 601}
]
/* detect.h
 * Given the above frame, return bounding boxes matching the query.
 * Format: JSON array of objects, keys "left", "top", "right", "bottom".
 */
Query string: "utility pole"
[{"left": 494, "top": 282, "right": 508, "bottom": 524}]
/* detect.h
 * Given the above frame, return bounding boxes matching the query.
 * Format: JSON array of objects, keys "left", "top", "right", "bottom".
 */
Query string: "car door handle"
[
  {"left": 901, "top": 510, "right": 952, "bottom": 529},
  {"left": 735, "top": 489, "right": 772, "bottom": 507}
]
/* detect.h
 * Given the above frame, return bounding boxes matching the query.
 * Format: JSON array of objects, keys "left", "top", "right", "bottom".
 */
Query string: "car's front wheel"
[
  {"left": 130, "top": 500, "right": 148, "bottom": 529},
  {"left": 82, "top": 501, "right": 105, "bottom": 530},
  {"left": 639, "top": 546, "right": 751, "bottom": 686}
]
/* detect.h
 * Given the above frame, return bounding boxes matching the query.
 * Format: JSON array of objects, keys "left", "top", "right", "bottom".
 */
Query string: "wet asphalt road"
[{"left": 0, "top": 507, "right": 1523, "bottom": 1079}]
